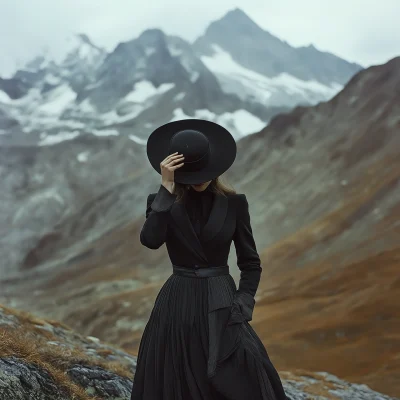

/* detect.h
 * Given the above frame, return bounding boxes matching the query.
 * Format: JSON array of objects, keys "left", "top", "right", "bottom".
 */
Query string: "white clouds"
[{"left": 0, "top": 0, "right": 399, "bottom": 77}]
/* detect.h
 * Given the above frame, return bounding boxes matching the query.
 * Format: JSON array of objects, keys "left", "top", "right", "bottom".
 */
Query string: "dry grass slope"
[
  {"left": 254, "top": 246, "right": 400, "bottom": 398},
  {"left": 0, "top": 305, "right": 134, "bottom": 400}
]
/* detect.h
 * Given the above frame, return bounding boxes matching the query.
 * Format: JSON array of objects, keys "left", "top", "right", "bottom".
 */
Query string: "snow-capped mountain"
[
  {"left": 22, "top": 33, "right": 107, "bottom": 90},
  {"left": 194, "top": 8, "right": 360, "bottom": 108},
  {"left": 0, "top": 8, "right": 362, "bottom": 147},
  {"left": 195, "top": 9, "right": 360, "bottom": 85}
]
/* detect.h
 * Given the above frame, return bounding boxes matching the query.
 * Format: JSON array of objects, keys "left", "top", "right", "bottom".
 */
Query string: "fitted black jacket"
[{"left": 139, "top": 183, "right": 263, "bottom": 377}]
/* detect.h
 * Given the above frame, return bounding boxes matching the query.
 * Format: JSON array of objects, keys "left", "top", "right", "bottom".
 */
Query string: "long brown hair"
[{"left": 173, "top": 175, "right": 236, "bottom": 203}]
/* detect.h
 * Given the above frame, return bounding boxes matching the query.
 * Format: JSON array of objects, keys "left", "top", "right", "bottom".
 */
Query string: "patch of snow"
[
  {"left": 145, "top": 47, "right": 156, "bottom": 56},
  {"left": 0, "top": 90, "right": 11, "bottom": 103},
  {"left": 128, "top": 134, "right": 147, "bottom": 145},
  {"left": 19, "top": 112, "right": 85, "bottom": 133},
  {"left": 169, "top": 108, "right": 265, "bottom": 138},
  {"left": 38, "top": 84, "right": 77, "bottom": 116},
  {"left": 200, "top": 44, "right": 343, "bottom": 106},
  {"left": 79, "top": 98, "right": 96, "bottom": 113},
  {"left": 101, "top": 106, "right": 144, "bottom": 125},
  {"left": 125, "top": 81, "right": 175, "bottom": 103},
  {"left": 53, "top": 119, "right": 85, "bottom": 129},
  {"left": 168, "top": 44, "right": 183, "bottom": 57},
  {"left": 170, "top": 108, "right": 191, "bottom": 121},
  {"left": 174, "top": 92, "right": 186, "bottom": 101},
  {"left": 45, "top": 74, "right": 61, "bottom": 86},
  {"left": 190, "top": 71, "right": 200, "bottom": 82},
  {"left": 91, "top": 129, "right": 119, "bottom": 137},
  {"left": 220, "top": 109, "right": 265, "bottom": 136},
  {"left": 177, "top": 54, "right": 200, "bottom": 83},
  {"left": 38, "top": 130, "right": 80, "bottom": 146},
  {"left": 77, "top": 151, "right": 90, "bottom": 162}
]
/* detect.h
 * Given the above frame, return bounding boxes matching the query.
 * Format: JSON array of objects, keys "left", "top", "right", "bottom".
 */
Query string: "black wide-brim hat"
[{"left": 146, "top": 119, "right": 237, "bottom": 185}]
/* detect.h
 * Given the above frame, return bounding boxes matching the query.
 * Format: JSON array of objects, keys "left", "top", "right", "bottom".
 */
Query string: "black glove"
[{"left": 227, "top": 290, "right": 256, "bottom": 325}]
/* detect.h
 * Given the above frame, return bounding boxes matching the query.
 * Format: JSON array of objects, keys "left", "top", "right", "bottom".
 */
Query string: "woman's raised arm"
[{"left": 139, "top": 184, "right": 177, "bottom": 249}]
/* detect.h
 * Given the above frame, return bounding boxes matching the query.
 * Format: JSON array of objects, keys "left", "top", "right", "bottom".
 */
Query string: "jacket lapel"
[
  {"left": 200, "top": 193, "right": 228, "bottom": 243},
  {"left": 170, "top": 192, "right": 228, "bottom": 264}
]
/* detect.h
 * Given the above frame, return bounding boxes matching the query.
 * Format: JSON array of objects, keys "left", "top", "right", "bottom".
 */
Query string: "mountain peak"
[
  {"left": 218, "top": 7, "right": 259, "bottom": 28},
  {"left": 75, "top": 33, "right": 105, "bottom": 53},
  {"left": 22, "top": 33, "right": 105, "bottom": 73},
  {"left": 198, "top": 7, "right": 265, "bottom": 45},
  {"left": 224, "top": 8, "right": 251, "bottom": 19},
  {"left": 138, "top": 28, "right": 166, "bottom": 40}
]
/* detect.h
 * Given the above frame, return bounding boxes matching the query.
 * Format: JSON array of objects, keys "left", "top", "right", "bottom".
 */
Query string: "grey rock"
[
  {"left": 0, "top": 76, "right": 33, "bottom": 100},
  {"left": 0, "top": 357, "right": 69, "bottom": 400},
  {"left": 68, "top": 364, "right": 132, "bottom": 398},
  {"left": 0, "top": 357, "right": 132, "bottom": 400}
]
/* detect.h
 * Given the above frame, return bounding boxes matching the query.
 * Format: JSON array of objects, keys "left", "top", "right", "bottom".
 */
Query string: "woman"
[{"left": 130, "top": 119, "right": 291, "bottom": 400}]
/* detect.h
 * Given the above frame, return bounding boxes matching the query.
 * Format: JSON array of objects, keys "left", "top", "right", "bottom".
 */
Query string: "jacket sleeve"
[
  {"left": 228, "top": 194, "right": 262, "bottom": 324},
  {"left": 139, "top": 184, "right": 177, "bottom": 249}
]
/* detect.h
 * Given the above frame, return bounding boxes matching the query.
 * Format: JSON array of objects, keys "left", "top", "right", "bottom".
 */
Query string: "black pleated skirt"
[{"left": 130, "top": 272, "right": 288, "bottom": 400}]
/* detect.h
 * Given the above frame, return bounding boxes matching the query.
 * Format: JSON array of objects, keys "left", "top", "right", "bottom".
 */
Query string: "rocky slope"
[
  {"left": 0, "top": 304, "right": 135, "bottom": 399},
  {"left": 1, "top": 304, "right": 398, "bottom": 400},
  {"left": 227, "top": 56, "right": 400, "bottom": 274}
]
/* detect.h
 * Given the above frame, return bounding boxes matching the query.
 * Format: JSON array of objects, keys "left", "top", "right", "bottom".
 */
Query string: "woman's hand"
[{"left": 161, "top": 152, "right": 185, "bottom": 193}]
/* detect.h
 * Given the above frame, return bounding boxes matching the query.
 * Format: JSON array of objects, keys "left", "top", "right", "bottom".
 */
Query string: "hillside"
[{"left": 0, "top": 304, "right": 397, "bottom": 399}]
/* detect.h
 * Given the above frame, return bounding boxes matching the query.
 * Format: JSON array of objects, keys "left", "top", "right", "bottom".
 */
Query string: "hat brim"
[{"left": 147, "top": 119, "right": 237, "bottom": 185}]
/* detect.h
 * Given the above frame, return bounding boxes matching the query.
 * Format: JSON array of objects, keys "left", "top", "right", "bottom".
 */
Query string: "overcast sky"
[{"left": 1, "top": 0, "right": 399, "bottom": 77}]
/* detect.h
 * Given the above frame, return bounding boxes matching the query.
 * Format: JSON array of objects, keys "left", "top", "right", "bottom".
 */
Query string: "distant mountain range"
[{"left": 0, "top": 8, "right": 362, "bottom": 146}]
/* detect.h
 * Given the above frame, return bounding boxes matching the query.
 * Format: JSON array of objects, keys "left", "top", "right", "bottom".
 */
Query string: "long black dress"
[{"left": 130, "top": 185, "right": 290, "bottom": 400}]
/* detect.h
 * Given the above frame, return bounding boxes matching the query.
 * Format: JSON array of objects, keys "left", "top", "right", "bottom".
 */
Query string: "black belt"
[{"left": 172, "top": 264, "right": 229, "bottom": 278}]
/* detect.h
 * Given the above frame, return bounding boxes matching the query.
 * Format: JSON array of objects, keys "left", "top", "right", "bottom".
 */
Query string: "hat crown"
[{"left": 169, "top": 130, "right": 209, "bottom": 163}]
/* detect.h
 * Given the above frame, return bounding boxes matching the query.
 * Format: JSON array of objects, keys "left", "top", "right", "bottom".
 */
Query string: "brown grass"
[
  {"left": 260, "top": 153, "right": 400, "bottom": 277},
  {"left": 252, "top": 246, "right": 400, "bottom": 398},
  {"left": 0, "top": 305, "right": 134, "bottom": 399},
  {"left": 0, "top": 328, "right": 96, "bottom": 400}
]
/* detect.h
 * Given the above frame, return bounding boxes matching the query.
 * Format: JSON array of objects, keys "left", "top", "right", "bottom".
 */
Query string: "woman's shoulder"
[
  {"left": 226, "top": 192, "right": 247, "bottom": 207},
  {"left": 227, "top": 192, "right": 246, "bottom": 200}
]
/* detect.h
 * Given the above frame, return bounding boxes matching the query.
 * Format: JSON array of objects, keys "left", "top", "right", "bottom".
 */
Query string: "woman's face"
[{"left": 190, "top": 180, "right": 212, "bottom": 192}]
